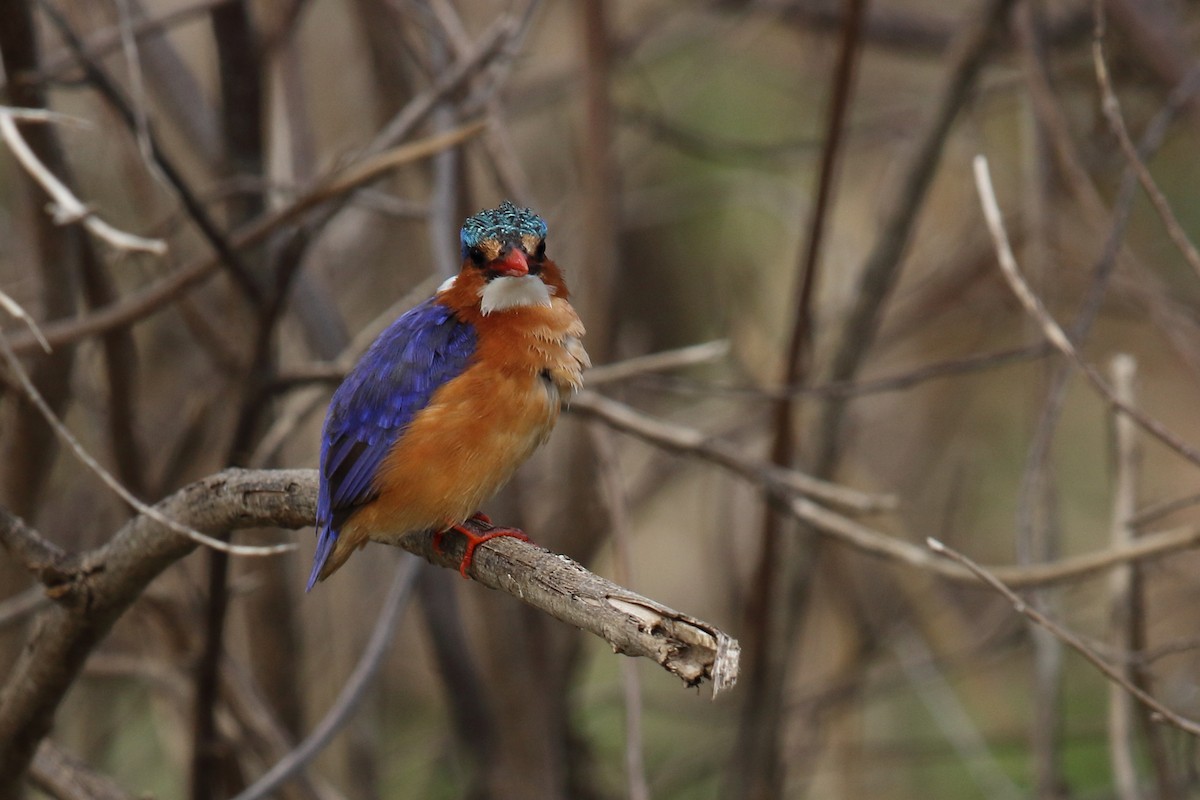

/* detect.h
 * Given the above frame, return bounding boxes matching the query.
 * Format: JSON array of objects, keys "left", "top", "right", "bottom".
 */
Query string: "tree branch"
[
  {"left": 406, "top": 523, "right": 741, "bottom": 695},
  {"left": 0, "top": 108, "right": 166, "bottom": 253},
  {"left": 0, "top": 468, "right": 310, "bottom": 794},
  {"left": 29, "top": 740, "right": 135, "bottom": 800},
  {"left": 5, "top": 120, "right": 484, "bottom": 356},
  {"left": 0, "top": 467, "right": 739, "bottom": 794},
  {"left": 927, "top": 537, "right": 1200, "bottom": 737}
]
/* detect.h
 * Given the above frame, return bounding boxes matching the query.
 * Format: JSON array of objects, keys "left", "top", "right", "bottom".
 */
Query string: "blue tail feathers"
[{"left": 306, "top": 525, "right": 338, "bottom": 592}]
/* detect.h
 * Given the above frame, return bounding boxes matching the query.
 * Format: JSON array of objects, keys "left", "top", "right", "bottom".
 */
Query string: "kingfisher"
[{"left": 307, "top": 201, "right": 589, "bottom": 589}]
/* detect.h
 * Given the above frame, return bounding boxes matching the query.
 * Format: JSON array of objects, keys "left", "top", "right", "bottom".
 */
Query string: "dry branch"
[
  {"left": 816, "top": 0, "right": 1017, "bottom": 471},
  {"left": 410, "top": 525, "right": 740, "bottom": 694},
  {"left": 973, "top": 154, "right": 1200, "bottom": 468},
  {"left": 3, "top": 121, "right": 482, "bottom": 357},
  {"left": 0, "top": 468, "right": 738, "bottom": 794},
  {"left": 785, "top": 492, "right": 1200, "bottom": 588},
  {"left": 6, "top": 12, "right": 507, "bottom": 358},
  {"left": 927, "top": 537, "right": 1200, "bottom": 737},
  {"left": 570, "top": 389, "right": 894, "bottom": 513},
  {"left": 233, "top": 560, "right": 417, "bottom": 800},
  {"left": 269, "top": 358, "right": 1200, "bottom": 589},
  {"left": 30, "top": 740, "right": 135, "bottom": 800},
  {"left": 1093, "top": 8, "right": 1200, "bottom": 284},
  {"left": 0, "top": 108, "right": 165, "bottom": 254},
  {"left": 1107, "top": 354, "right": 1140, "bottom": 799},
  {"left": 0, "top": 469, "right": 310, "bottom": 794}
]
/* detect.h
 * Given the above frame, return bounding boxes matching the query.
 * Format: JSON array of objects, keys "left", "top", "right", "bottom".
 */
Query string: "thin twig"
[
  {"left": 1093, "top": 3, "right": 1200, "bottom": 284},
  {"left": 112, "top": 0, "right": 156, "bottom": 176},
  {"left": 0, "top": 333, "right": 290, "bottom": 557},
  {"left": 231, "top": 559, "right": 418, "bottom": 800},
  {"left": 584, "top": 340, "right": 730, "bottom": 386},
  {"left": 6, "top": 122, "right": 485, "bottom": 356},
  {"left": 926, "top": 537, "right": 1200, "bottom": 737},
  {"left": 0, "top": 288, "right": 52, "bottom": 354},
  {"left": 973, "top": 154, "right": 1200, "bottom": 468},
  {"left": 817, "top": 0, "right": 1017, "bottom": 473},
  {"left": 39, "top": 0, "right": 264, "bottom": 305},
  {"left": 0, "top": 108, "right": 166, "bottom": 254},
  {"left": 1107, "top": 354, "right": 1140, "bottom": 800},
  {"left": 637, "top": 343, "right": 1049, "bottom": 400},
  {"left": 1130, "top": 490, "right": 1200, "bottom": 528},
  {"left": 0, "top": 588, "right": 48, "bottom": 631},
  {"left": 785, "top": 490, "right": 1200, "bottom": 588},
  {"left": 28, "top": 0, "right": 234, "bottom": 91},
  {"left": 570, "top": 390, "right": 896, "bottom": 513},
  {"left": 590, "top": 426, "right": 650, "bottom": 800}
]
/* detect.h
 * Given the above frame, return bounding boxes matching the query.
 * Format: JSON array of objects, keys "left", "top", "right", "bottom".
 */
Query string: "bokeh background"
[{"left": 4, "top": 0, "right": 1200, "bottom": 798}]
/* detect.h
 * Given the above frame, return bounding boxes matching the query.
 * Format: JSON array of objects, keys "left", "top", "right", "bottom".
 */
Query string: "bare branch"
[
  {"left": 30, "top": 740, "right": 135, "bottom": 800},
  {"left": 635, "top": 344, "right": 1050, "bottom": 400},
  {"left": 0, "top": 467, "right": 738, "bottom": 793},
  {"left": 0, "top": 469, "right": 314, "bottom": 795},
  {"left": 5, "top": 122, "right": 484, "bottom": 356},
  {"left": 268, "top": 356, "right": 1200, "bottom": 590},
  {"left": 0, "top": 286, "right": 52, "bottom": 354},
  {"left": 232, "top": 559, "right": 418, "bottom": 800},
  {"left": 1092, "top": 6, "right": 1200, "bottom": 285},
  {"left": 926, "top": 537, "right": 1200, "bottom": 737},
  {"left": 0, "top": 108, "right": 166, "bottom": 254},
  {"left": 396, "top": 524, "right": 740, "bottom": 695},
  {"left": 585, "top": 340, "right": 729, "bottom": 386},
  {"left": 784, "top": 490, "right": 1200, "bottom": 588},
  {"left": 570, "top": 390, "right": 895, "bottom": 514},
  {"left": 0, "top": 587, "right": 48, "bottom": 631},
  {"left": 0, "top": 333, "right": 292, "bottom": 557},
  {"left": 973, "top": 154, "right": 1200, "bottom": 468},
  {"left": 1107, "top": 354, "right": 1140, "bottom": 799}
]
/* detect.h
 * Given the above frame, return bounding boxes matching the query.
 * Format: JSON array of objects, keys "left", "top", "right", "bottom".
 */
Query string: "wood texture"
[{"left": 0, "top": 468, "right": 739, "bottom": 794}]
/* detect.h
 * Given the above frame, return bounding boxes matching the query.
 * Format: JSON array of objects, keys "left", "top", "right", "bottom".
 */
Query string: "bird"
[{"left": 307, "top": 201, "right": 589, "bottom": 589}]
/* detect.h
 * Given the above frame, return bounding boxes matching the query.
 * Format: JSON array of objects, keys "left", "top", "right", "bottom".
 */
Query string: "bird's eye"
[
  {"left": 468, "top": 247, "right": 487, "bottom": 266},
  {"left": 533, "top": 240, "right": 546, "bottom": 261}
]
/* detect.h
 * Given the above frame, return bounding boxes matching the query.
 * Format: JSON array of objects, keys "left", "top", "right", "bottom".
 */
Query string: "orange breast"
[{"left": 344, "top": 295, "right": 588, "bottom": 546}]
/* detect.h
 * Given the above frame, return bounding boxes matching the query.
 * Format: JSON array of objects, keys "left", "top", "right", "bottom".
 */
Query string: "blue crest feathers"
[{"left": 460, "top": 201, "right": 548, "bottom": 258}]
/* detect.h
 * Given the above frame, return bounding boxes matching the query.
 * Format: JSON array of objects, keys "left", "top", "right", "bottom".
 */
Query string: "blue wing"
[{"left": 308, "top": 298, "right": 476, "bottom": 589}]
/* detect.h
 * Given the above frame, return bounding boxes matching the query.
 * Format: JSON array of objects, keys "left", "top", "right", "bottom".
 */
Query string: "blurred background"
[{"left": 4, "top": 0, "right": 1200, "bottom": 797}]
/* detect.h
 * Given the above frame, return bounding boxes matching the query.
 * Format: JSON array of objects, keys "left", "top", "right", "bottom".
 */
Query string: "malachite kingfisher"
[{"left": 307, "top": 201, "right": 589, "bottom": 589}]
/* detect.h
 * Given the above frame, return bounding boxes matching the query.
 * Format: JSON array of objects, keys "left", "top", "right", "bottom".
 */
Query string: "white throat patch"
[{"left": 479, "top": 275, "right": 553, "bottom": 315}]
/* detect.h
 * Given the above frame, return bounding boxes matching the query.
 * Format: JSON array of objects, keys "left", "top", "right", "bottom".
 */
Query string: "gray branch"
[{"left": 0, "top": 468, "right": 739, "bottom": 794}]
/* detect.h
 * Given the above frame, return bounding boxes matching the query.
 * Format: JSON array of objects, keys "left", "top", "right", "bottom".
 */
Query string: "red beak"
[{"left": 495, "top": 247, "right": 529, "bottom": 277}]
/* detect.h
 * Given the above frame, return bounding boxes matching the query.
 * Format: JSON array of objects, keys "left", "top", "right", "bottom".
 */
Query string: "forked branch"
[{"left": 0, "top": 468, "right": 738, "bottom": 795}]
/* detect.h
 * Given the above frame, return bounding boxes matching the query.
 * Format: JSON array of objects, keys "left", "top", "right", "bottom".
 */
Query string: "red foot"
[{"left": 433, "top": 512, "right": 529, "bottom": 578}]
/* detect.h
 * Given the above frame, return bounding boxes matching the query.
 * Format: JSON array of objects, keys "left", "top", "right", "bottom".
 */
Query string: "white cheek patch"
[{"left": 479, "top": 275, "right": 553, "bottom": 315}]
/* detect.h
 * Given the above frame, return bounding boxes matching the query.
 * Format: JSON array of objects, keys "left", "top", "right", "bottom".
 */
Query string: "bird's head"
[{"left": 440, "top": 201, "right": 568, "bottom": 316}]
